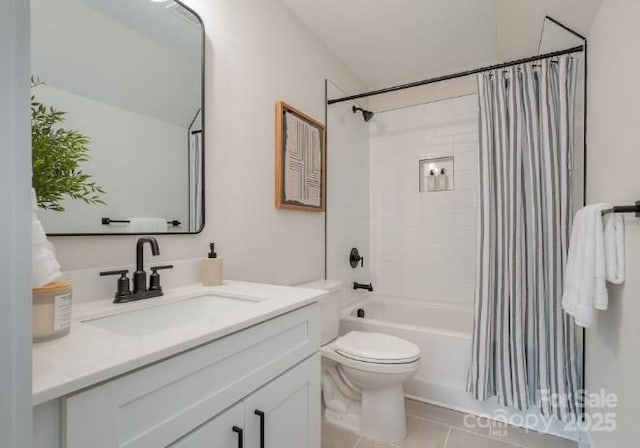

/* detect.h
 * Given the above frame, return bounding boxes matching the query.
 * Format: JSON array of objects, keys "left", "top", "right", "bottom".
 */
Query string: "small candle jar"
[{"left": 32, "top": 281, "right": 72, "bottom": 343}]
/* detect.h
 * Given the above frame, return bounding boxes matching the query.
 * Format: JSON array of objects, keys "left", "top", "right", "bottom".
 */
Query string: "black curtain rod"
[{"left": 327, "top": 45, "right": 584, "bottom": 105}]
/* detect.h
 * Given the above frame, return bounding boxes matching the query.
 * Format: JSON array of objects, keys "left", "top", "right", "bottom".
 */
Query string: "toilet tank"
[{"left": 298, "top": 280, "right": 345, "bottom": 345}]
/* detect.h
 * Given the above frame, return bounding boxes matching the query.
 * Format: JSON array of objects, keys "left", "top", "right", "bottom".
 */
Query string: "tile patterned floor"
[{"left": 322, "top": 399, "right": 578, "bottom": 448}]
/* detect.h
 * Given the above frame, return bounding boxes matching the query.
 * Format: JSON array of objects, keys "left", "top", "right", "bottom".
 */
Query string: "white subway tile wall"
[{"left": 369, "top": 95, "right": 479, "bottom": 304}]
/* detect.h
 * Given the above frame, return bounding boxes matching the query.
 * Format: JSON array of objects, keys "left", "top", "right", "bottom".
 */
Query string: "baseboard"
[{"left": 404, "top": 378, "right": 579, "bottom": 441}]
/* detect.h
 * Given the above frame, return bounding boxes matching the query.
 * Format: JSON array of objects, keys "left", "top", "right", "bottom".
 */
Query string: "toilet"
[{"left": 300, "top": 280, "right": 421, "bottom": 443}]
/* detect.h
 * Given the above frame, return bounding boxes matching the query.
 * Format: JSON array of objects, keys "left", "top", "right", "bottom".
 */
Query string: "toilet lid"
[{"left": 334, "top": 331, "right": 420, "bottom": 363}]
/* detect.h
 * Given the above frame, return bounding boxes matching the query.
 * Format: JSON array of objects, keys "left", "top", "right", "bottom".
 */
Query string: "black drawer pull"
[
  {"left": 232, "top": 426, "right": 243, "bottom": 448},
  {"left": 254, "top": 410, "right": 265, "bottom": 448}
]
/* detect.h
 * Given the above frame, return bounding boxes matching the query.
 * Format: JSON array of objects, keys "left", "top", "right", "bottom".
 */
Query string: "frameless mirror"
[{"left": 31, "top": 0, "right": 204, "bottom": 235}]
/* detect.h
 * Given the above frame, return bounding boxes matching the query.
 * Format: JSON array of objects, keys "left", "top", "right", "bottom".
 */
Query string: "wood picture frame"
[{"left": 275, "top": 101, "right": 326, "bottom": 212}]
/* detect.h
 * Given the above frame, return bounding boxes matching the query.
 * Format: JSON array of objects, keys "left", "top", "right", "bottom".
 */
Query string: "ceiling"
[
  {"left": 80, "top": 0, "right": 202, "bottom": 63},
  {"left": 280, "top": 0, "right": 602, "bottom": 89}
]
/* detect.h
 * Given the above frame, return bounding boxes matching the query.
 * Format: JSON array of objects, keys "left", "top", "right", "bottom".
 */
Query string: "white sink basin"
[{"left": 82, "top": 294, "right": 259, "bottom": 337}]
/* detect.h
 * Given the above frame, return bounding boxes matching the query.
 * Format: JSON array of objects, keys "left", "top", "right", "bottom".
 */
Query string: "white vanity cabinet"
[{"left": 35, "top": 303, "right": 321, "bottom": 448}]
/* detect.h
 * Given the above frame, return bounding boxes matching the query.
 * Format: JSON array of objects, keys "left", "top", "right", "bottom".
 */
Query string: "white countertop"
[{"left": 32, "top": 280, "right": 326, "bottom": 406}]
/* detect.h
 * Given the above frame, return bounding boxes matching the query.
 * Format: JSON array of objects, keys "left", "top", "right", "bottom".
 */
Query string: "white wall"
[
  {"left": 586, "top": 0, "right": 640, "bottom": 446},
  {"left": 0, "top": 0, "right": 33, "bottom": 445},
  {"left": 50, "top": 0, "right": 365, "bottom": 287},
  {"left": 326, "top": 81, "right": 370, "bottom": 285},
  {"left": 494, "top": 0, "right": 602, "bottom": 61},
  {"left": 539, "top": 18, "right": 586, "bottom": 53},
  {"left": 36, "top": 85, "right": 189, "bottom": 234},
  {"left": 368, "top": 77, "right": 477, "bottom": 113},
  {"left": 369, "top": 95, "right": 478, "bottom": 304}
]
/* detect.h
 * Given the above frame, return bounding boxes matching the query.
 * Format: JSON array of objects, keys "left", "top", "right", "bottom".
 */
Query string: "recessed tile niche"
[{"left": 419, "top": 156, "right": 455, "bottom": 192}]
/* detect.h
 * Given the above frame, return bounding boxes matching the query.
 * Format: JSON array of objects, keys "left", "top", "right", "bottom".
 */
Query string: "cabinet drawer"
[{"left": 64, "top": 303, "right": 320, "bottom": 448}]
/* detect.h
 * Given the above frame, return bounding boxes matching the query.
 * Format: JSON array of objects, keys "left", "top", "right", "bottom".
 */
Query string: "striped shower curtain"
[
  {"left": 189, "top": 109, "right": 203, "bottom": 233},
  {"left": 467, "top": 55, "right": 581, "bottom": 421},
  {"left": 189, "top": 129, "right": 203, "bottom": 232}
]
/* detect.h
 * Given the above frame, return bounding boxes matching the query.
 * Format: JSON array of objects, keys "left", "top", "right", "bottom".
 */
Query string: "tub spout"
[{"left": 353, "top": 282, "right": 373, "bottom": 292}]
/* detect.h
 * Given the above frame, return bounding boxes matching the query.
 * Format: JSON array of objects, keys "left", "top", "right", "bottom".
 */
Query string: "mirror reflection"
[{"left": 31, "top": 0, "right": 204, "bottom": 235}]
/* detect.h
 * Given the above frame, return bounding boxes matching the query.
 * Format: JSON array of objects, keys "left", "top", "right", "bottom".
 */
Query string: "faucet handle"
[
  {"left": 99, "top": 269, "right": 128, "bottom": 277},
  {"left": 149, "top": 265, "right": 174, "bottom": 292},
  {"left": 99, "top": 270, "right": 132, "bottom": 300},
  {"left": 150, "top": 265, "right": 174, "bottom": 273}
]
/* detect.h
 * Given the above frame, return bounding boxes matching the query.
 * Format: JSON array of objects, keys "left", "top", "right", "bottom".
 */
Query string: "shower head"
[{"left": 352, "top": 105, "right": 375, "bottom": 122}]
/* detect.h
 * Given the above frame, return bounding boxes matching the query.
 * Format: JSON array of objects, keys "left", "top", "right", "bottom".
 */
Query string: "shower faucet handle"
[{"left": 350, "top": 247, "right": 364, "bottom": 268}]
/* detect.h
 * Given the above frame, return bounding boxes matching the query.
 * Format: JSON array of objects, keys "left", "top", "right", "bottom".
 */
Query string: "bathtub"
[{"left": 338, "top": 294, "right": 578, "bottom": 440}]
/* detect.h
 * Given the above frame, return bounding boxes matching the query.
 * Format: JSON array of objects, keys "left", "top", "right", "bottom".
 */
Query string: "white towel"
[
  {"left": 562, "top": 203, "right": 625, "bottom": 328},
  {"left": 32, "top": 189, "right": 62, "bottom": 288},
  {"left": 603, "top": 213, "right": 625, "bottom": 285},
  {"left": 128, "top": 217, "right": 168, "bottom": 233}
]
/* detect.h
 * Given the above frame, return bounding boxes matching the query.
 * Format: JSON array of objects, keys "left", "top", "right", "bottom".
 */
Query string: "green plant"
[{"left": 31, "top": 77, "right": 106, "bottom": 212}]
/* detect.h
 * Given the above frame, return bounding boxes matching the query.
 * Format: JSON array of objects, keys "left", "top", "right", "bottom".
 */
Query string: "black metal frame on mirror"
[{"left": 32, "top": 0, "right": 206, "bottom": 236}]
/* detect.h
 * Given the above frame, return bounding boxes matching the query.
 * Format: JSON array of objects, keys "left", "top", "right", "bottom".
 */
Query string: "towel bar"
[
  {"left": 101, "top": 217, "right": 182, "bottom": 227},
  {"left": 601, "top": 201, "right": 640, "bottom": 217}
]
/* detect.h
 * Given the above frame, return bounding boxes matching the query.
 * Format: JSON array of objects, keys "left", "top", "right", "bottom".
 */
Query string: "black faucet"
[
  {"left": 133, "top": 237, "right": 160, "bottom": 294},
  {"left": 100, "top": 237, "right": 173, "bottom": 303},
  {"left": 353, "top": 282, "right": 374, "bottom": 292}
]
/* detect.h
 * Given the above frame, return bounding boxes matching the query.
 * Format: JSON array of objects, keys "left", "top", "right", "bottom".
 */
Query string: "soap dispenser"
[{"left": 202, "top": 243, "right": 223, "bottom": 286}]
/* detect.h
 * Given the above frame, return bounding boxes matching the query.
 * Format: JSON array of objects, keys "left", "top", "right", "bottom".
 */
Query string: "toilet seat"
[
  {"left": 321, "top": 344, "right": 421, "bottom": 375},
  {"left": 334, "top": 331, "right": 420, "bottom": 364}
]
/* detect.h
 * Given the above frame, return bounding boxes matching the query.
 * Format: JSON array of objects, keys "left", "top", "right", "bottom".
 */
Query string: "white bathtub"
[{"left": 338, "top": 294, "right": 578, "bottom": 440}]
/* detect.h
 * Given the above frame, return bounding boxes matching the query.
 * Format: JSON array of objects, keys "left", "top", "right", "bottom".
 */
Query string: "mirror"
[{"left": 31, "top": 0, "right": 204, "bottom": 235}]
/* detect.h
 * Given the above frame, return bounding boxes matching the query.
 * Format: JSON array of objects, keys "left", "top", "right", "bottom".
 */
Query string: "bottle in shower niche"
[
  {"left": 427, "top": 169, "right": 437, "bottom": 191},
  {"left": 202, "top": 243, "right": 223, "bottom": 286},
  {"left": 437, "top": 168, "right": 448, "bottom": 191}
]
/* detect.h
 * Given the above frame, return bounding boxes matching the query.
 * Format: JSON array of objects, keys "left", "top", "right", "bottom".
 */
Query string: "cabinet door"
[
  {"left": 169, "top": 402, "right": 244, "bottom": 448},
  {"left": 244, "top": 354, "right": 320, "bottom": 448}
]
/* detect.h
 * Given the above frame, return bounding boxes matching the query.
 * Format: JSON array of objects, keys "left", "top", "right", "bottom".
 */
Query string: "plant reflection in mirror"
[{"left": 31, "top": 76, "right": 106, "bottom": 212}]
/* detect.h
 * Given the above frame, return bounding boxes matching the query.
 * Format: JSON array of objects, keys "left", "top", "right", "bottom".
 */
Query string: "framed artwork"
[{"left": 275, "top": 101, "right": 326, "bottom": 211}]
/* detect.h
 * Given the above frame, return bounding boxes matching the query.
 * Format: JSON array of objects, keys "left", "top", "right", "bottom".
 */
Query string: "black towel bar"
[
  {"left": 101, "top": 217, "right": 182, "bottom": 227},
  {"left": 601, "top": 200, "right": 640, "bottom": 217}
]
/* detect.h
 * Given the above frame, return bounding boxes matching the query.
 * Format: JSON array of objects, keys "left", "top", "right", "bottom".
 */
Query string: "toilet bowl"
[{"left": 299, "top": 280, "right": 421, "bottom": 443}]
